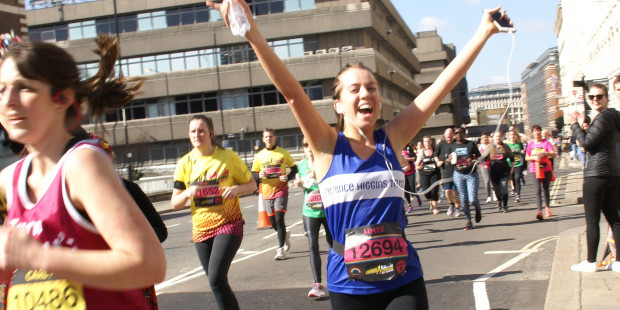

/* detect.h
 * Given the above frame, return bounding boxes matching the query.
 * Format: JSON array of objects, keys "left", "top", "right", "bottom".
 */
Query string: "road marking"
[
  {"left": 155, "top": 246, "right": 279, "bottom": 292},
  {"left": 243, "top": 204, "right": 256, "bottom": 209},
  {"left": 166, "top": 224, "right": 180, "bottom": 228},
  {"left": 262, "top": 220, "right": 303, "bottom": 239},
  {"left": 484, "top": 250, "right": 537, "bottom": 254},
  {"left": 550, "top": 172, "right": 580, "bottom": 203},
  {"left": 474, "top": 236, "right": 557, "bottom": 310}
]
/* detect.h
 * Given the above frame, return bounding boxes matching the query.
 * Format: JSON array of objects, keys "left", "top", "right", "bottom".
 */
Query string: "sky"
[{"left": 391, "top": 0, "right": 560, "bottom": 90}]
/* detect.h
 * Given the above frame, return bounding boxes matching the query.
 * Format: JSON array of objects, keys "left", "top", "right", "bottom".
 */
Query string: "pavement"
[{"left": 150, "top": 158, "right": 620, "bottom": 310}]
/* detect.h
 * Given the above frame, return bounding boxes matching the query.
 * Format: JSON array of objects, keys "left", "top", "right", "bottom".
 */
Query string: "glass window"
[
  {"left": 170, "top": 52, "right": 185, "bottom": 71},
  {"left": 138, "top": 12, "right": 153, "bottom": 31},
  {"left": 204, "top": 97, "right": 218, "bottom": 112},
  {"left": 196, "top": 6, "right": 209, "bottom": 23},
  {"left": 41, "top": 30, "right": 55, "bottom": 41},
  {"left": 156, "top": 55, "right": 171, "bottom": 73},
  {"left": 120, "top": 15, "right": 137, "bottom": 33},
  {"left": 234, "top": 95, "right": 248, "bottom": 109},
  {"left": 127, "top": 58, "right": 142, "bottom": 76},
  {"left": 270, "top": 1, "right": 284, "bottom": 13},
  {"left": 82, "top": 20, "right": 97, "bottom": 38},
  {"left": 68, "top": 22, "right": 83, "bottom": 40},
  {"left": 175, "top": 97, "right": 189, "bottom": 115},
  {"left": 254, "top": 3, "right": 269, "bottom": 15},
  {"left": 210, "top": 9, "right": 223, "bottom": 21},
  {"left": 300, "top": 0, "right": 315, "bottom": 10},
  {"left": 166, "top": 8, "right": 180, "bottom": 27},
  {"left": 96, "top": 18, "right": 112, "bottom": 34},
  {"left": 180, "top": 7, "right": 194, "bottom": 25},
  {"left": 55, "top": 26, "right": 69, "bottom": 41},
  {"left": 185, "top": 51, "right": 199, "bottom": 70},
  {"left": 221, "top": 96, "right": 234, "bottom": 110},
  {"left": 284, "top": 0, "right": 300, "bottom": 12},
  {"left": 199, "top": 49, "right": 216, "bottom": 68},
  {"left": 190, "top": 100, "right": 203, "bottom": 113},
  {"left": 152, "top": 11, "right": 167, "bottom": 29},
  {"left": 264, "top": 91, "right": 277, "bottom": 106},
  {"left": 274, "top": 45, "right": 289, "bottom": 59},
  {"left": 147, "top": 105, "right": 159, "bottom": 118}
]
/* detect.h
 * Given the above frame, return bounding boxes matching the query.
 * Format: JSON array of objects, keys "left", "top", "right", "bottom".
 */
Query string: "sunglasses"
[{"left": 588, "top": 94, "right": 605, "bottom": 100}]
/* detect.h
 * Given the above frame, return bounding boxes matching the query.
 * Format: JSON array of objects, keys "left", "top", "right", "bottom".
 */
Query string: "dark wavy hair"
[{"left": 6, "top": 34, "right": 144, "bottom": 128}]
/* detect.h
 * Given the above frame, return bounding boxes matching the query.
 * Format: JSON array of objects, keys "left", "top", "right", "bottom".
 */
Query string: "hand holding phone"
[{"left": 492, "top": 11, "right": 515, "bottom": 33}]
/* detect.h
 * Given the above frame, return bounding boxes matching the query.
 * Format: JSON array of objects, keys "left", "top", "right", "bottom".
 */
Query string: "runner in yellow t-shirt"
[
  {"left": 172, "top": 115, "right": 256, "bottom": 310},
  {"left": 251, "top": 128, "right": 297, "bottom": 260}
]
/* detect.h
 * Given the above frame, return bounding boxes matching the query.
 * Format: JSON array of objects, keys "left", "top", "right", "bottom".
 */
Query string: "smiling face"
[
  {"left": 454, "top": 128, "right": 465, "bottom": 143},
  {"left": 480, "top": 134, "right": 488, "bottom": 145},
  {"left": 188, "top": 118, "right": 211, "bottom": 149},
  {"left": 423, "top": 137, "right": 433, "bottom": 149},
  {"left": 334, "top": 67, "right": 381, "bottom": 132},
  {"left": 588, "top": 85, "right": 608, "bottom": 112},
  {"left": 0, "top": 57, "right": 61, "bottom": 145}
]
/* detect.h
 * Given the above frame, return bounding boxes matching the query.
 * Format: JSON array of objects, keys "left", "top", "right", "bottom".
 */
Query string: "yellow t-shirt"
[
  {"left": 174, "top": 147, "right": 252, "bottom": 242},
  {"left": 251, "top": 147, "right": 295, "bottom": 199}
]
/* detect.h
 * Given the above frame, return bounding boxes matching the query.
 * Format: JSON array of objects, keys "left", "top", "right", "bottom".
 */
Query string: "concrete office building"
[
  {"left": 467, "top": 83, "right": 522, "bottom": 126},
  {"left": 0, "top": 0, "right": 27, "bottom": 36},
  {"left": 521, "top": 47, "right": 561, "bottom": 133},
  {"left": 414, "top": 29, "right": 470, "bottom": 139},
  {"left": 24, "top": 0, "right": 465, "bottom": 171}
]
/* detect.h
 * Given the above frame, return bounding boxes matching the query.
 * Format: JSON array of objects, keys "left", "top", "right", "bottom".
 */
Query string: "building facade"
[
  {"left": 413, "top": 29, "right": 470, "bottom": 139},
  {"left": 23, "top": 0, "right": 468, "bottom": 171},
  {"left": 467, "top": 83, "right": 522, "bottom": 127},
  {"left": 520, "top": 47, "right": 561, "bottom": 133},
  {"left": 554, "top": 0, "right": 620, "bottom": 111},
  {"left": 0, "top": 0, "right": 27, "bottom": 36}
]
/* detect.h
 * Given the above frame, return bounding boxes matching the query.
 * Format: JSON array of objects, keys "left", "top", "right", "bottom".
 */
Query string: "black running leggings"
[
  {"left": 420, "top": 172, "right": 440, "bottom": 201},
  {"left": 583, "top": 176, "right": 620, "bottom": 262},
  {"left": 195, "top": 234, "right": 243, "bottom": 310},
  {"left": 490, "top": 170, "right": 510, "bottom": 207},
  {"left": 269, "top": 211, "right": 287, "bottom": 247},
  {"left": 531, "top": 171, "right": 551, "bottom": 211},
  {"left": 511, "top": 165, "right": 523, "bottom": 196},
  {"left": 302, "top": 215, "right": 333, "bottom": 283},
  {"left": 329, "top": 276, "right": 429, "bottom": 310},
  {"left": 404, "top": 173, "right": 416, "bottom": 204}
]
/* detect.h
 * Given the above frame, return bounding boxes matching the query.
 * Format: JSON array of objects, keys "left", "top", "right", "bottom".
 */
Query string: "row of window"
[
  {"left": 29, "top": 0, "right": 315, "bottom": 42},
  {"left": 77, "top": 38, "right": 312, "bottom": 78},
  {"left": 102, "top": 83, "right": 324, "bottom": 122}
]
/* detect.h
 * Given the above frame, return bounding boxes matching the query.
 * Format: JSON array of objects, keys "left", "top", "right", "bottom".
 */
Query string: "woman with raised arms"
[{"left": 207, "top": 1, "right": 510, "bottom": 308}]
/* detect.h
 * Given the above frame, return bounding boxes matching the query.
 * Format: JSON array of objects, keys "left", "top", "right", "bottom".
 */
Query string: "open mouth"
[{"left": 358, "top": 103, "right": 373, "bottom": 115}]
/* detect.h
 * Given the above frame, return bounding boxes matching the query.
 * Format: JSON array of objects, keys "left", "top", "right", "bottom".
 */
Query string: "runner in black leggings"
[{"left": 294, "top": 138, "right": 333, "bottom": 297}]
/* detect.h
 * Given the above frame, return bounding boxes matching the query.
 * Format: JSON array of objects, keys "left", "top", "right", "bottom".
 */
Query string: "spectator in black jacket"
[{"left": 568, "top": 83, "right": 620, "bottom": 273}]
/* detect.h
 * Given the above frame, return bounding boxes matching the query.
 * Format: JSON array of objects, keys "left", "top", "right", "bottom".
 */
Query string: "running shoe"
[
  {"left": 284, "top": 230, "right": 291, "bottom": 252},
  {"left": 432, "top": 208, "right": 440, "bottom": 215},
  {"left": 545, "top": 207, "right": 552, "bottom": 218},
  {"left": 485, "top": 197, "right": 492, "bottom": 204},
  {"left": 406, "top": 206, "right": 414, "bottom": 214},
  {"left": 570, "top": 260, "right": 597, "bottom": 272},
  {"left": 447, "top": 205, "right": 454, "bottom": 216},
  {"left": 611, "top": 261, "right": 620, "bottom": 273},
  {"left": 453, "top": 209, "right": 464, "bottom": 217},
  {"left": 308, "top": 283, "right": 326, "bottom": 298},
  {"left": 536, "top": 211, "right": 543, "bottom": 221},
  {"left": 475, "top": 207, "right": 482, "bottom": 223},
  {"left": 502, "top": 206, "right": 508, "bottom": 213},
  {"left": 274, "top": 247, "right": 286, "bottom": 260},
  {"left": 492, "top": 194, "right": 498, "bottom": 202},
  {"left": 464, "top": 221, "right": 473, "bottom": 231},
  {"left": 510, "top": 190, "right": 516, "bottom": 196},
  {"left": 515, "top": 196, "right": 520, "bottom": 203}
]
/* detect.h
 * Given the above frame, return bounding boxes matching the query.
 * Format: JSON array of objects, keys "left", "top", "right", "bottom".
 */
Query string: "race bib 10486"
[{"left": 8, "top": 269, "right": 86, "bottom": 310}]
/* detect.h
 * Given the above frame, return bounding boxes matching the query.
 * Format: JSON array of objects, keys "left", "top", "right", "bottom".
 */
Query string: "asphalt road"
[{"left": 154, "top": 162, "right": 585, "bottom": 310}]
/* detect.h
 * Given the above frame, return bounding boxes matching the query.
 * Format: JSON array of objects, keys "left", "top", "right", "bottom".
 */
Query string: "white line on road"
[
  {"left": 262, "top": 220, "right": 303, "bottom": 239},
  {"left": 166, "top": 224, "right": 180, "bottom": 228},
  {"left": 243, "top": 204, "right": 256, "bottom": 209},
  {"left": 474, "top": 236, "right": 557, "bottom": 310}
]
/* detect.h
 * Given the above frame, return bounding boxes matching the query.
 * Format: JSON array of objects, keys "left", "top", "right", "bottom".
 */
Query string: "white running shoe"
[
  {"left": 284, "top": 230, "right": 291, "bottom": 252},
  {"left": 570, "top": 260, "right": 597, "bottom": 272},
  {"left": 446, "top": 205, "right": 454, "bottom": 216},
  {"left": 274, "top": 247, "right": 286, "bottom": 260},
  {"left": 453, "top": 209, "right": 463, "bottom": 217},
  {"left": 485, "top": 197, "right": 492, "bottom": 203},
  {"left": 611, "top": 261, "right": 620, "bottom": 272},
  {"left": 308, "top": 283, "right": 326, "bottom": 298}
]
